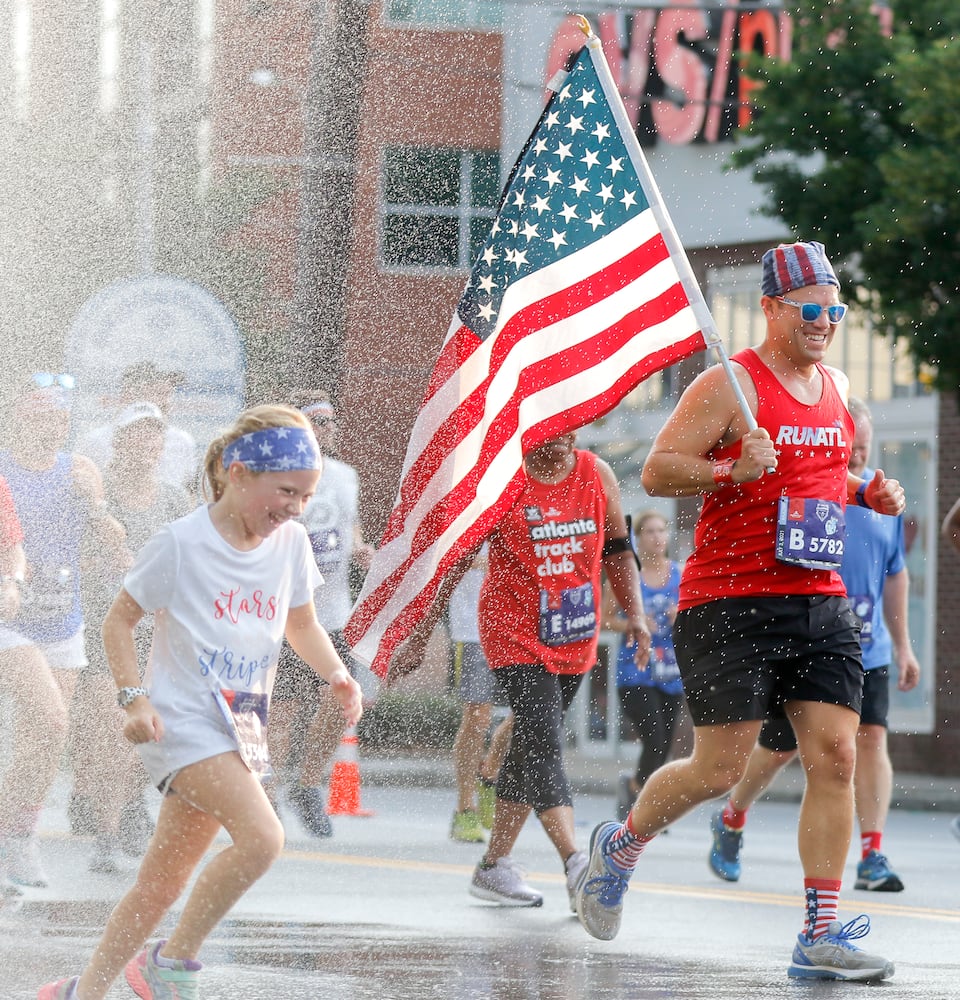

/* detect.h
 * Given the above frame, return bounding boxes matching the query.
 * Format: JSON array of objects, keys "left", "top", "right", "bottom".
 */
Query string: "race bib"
[
  {"left": 649, "top": 645, "right": 681, "bottom": 686},
  {"left": 848, "top": 593, "right": 874, "bottom": 647},
  {"left": 213, "top": 688, "right": 271, "bottom": 776},
  {"left": 538, "top": 583, "right": 596, "bottom": 647},
  {"left": 21, "top": 564, "right": 75, "bottom": 618},
  {"left": 775, "top": 497, "right": 846, "bottom": 570},
  {"left": 308, "top": 528, "right": 343, "bottom": 572}
]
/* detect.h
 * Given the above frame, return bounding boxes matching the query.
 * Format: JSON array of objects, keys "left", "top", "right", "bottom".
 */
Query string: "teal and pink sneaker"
[{"left": 125, "top": 941, "right": 202, "bottom": 1000}]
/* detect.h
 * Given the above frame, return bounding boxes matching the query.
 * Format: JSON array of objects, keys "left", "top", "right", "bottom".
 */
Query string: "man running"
[{"left": 574, "top": 241, "right": 905, "bottom": 982}]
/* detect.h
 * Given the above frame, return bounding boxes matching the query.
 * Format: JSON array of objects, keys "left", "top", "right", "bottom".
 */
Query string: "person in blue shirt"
[
  {"left": 707, "top": 397, "right": 921, "bottom": 892},
  {"left": 603, "top": 511, "right": 683, "bottom": 820}
]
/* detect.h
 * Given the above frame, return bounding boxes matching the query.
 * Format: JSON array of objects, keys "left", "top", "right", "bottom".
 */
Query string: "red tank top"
[
  {"left": 479, "top": 449, "right": 607, "bottom": 674},
  {"left": 679, "top": 348, "right": 853, "bottom": 609}
]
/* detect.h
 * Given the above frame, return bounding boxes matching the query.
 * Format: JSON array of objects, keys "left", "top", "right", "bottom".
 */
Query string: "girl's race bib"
[{"left": 213, "top": 688, "right": 271, "bottom": 776}]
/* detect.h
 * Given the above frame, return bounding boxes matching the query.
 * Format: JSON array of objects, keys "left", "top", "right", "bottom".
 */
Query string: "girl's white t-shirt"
[{"left": 124, "top": 503, "right": 321, "bottom": 785}]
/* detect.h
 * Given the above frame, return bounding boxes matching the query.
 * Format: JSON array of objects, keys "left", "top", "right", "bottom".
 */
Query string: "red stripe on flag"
[
  {"left": 346, "top": 278, "right": 704, "bottom": 675},
  {"left": 379, "top": 231, "right": 675, "bottom": 546}
]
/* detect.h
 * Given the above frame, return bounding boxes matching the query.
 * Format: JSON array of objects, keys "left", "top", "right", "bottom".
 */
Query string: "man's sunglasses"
[{"left": 777, "top": 297, "right": 847, "bottom": 324}]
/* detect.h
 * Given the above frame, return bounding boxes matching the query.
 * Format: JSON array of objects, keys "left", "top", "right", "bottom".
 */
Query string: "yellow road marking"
[{"left": 283, "top": 848, "right": 960, "bottom": 923}]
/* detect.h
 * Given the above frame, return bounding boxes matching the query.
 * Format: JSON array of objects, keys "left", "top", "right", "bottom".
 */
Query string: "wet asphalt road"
[{"left": 5, "top": 781, "right": 960, "bottom": 998}]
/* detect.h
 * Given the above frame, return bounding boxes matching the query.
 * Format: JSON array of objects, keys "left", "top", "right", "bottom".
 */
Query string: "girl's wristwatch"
[{"left": 117, "top": 685, "right": 150, "bottom": 708}]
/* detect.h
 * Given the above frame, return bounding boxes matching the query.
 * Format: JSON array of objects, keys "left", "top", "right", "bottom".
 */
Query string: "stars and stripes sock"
[
  {"left": 605, "top": 814, "right": 654, "bottom": 873},
  {"left": 802, "top": 878, "right": 841, "bottom": 940},
  {"left": 721, "top": 800, "right": 748, "bottom": 830},
  {"left": 860, "top": 830, "right": 882, "bottom": 858}
]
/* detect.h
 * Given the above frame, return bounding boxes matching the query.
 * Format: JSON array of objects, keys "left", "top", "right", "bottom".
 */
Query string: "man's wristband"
[
  {"left": 602, "top": 536, "right": 632, "bottom": 557},
  {"left": 711, "top": 458, "right": 735, "bottom": 487},
  {"left": 855, "top": 482, "right": 870, "bottom": 509}
]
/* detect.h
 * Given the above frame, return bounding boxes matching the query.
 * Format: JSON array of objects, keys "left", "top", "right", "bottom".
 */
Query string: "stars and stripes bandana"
[
  {"left": 761, "top": 240, "right": 839, "bottom": 298},
  {"left": 222, "top": 426, "right": 322, "bottom": 473}
]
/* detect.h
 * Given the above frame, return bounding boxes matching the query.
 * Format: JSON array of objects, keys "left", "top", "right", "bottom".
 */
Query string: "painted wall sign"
[{"left": 545, "top": 3, "right": 892, "bottom": 146}]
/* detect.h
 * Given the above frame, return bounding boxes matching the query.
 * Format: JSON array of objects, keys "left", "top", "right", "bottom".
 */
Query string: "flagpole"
[{"left": 575, "top": 15, "right": 761, "bottom": 438}]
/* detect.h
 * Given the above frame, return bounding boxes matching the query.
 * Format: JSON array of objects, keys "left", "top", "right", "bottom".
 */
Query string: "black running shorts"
[
  {"left": 673, "top": 595, "right": 863, "bottom": 727},
  {"left": 757, "top": 662, "right": 889, "bottom": 751},
  {"left": 272, "top": 629, "right": 356, "bottom": 703}
]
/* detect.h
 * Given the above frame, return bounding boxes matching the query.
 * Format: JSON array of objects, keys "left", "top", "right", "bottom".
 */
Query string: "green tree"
[{"left": 729, "top": 0, "right": 960, "bottom": 394}]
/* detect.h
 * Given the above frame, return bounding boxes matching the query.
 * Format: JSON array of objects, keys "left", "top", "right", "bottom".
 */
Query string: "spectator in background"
[
  {"left": 602, "top": 510, "right": 683, "bottom": 822},
  {"left": 0, "top": 474, "right": 67, "bottom": 902},
  {"left": 268, "top": 393, "right": 374, "bottom": 838},
  {"left": 71, "top": 401, "right": 192, "bottom": 874},
  {"left": 0, "top": 373, "right": 126, "bottom": 889},
  {"left": 77, "top": 361, "right": 198, "bottom": 491},
  {"left": 448, "top": 544, "right": 514, "bottom": 843}
]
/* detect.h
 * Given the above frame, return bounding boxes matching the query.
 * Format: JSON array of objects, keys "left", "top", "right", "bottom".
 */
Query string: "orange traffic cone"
[{"left": 326, "top": 726, "right": 374, "bottom": 817}]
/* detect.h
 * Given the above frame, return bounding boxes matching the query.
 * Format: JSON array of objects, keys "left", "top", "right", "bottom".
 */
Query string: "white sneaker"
[
  {"left": 469, "top": 857, "right": 543, "bottom": 907},
  {"left": 565, "top": 850, "right": 588, "bottom": 913},
  {"left": 5, "top": 833, "right": 48, "bottom": 888}
]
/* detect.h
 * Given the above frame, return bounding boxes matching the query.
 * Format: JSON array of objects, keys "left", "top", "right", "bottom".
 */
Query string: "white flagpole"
[{"left": 577, "top": 17, "right": 761, "bottom": 437}]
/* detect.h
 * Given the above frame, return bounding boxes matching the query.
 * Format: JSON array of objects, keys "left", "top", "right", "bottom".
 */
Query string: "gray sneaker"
[
  {"left": 1, "top": 873, "right": 24, "bottom": 914},
  {"left": 5, "top": 833, "right": 48, "bottom": 888},
  {"left": 564, "top": 850, "right": 587, "bottom": 913},
  {"left": 575, "top": 821, "right": 632, "bottom": 941},
  {"left": 788, "top": 915, "right": 895, "bottom": 981},
  {"left": 469, "top": 857, "right": 543, "bottom": 907}
]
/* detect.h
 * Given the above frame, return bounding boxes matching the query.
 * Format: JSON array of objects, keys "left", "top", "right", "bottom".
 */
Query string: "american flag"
[{"left": 346, "top": 30, "right": 718, "bottom": 677}]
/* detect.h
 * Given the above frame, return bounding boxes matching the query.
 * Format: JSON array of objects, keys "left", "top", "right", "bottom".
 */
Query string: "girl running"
[{"left": 39, "top": 404, "right": 363, "bottom": 1000}]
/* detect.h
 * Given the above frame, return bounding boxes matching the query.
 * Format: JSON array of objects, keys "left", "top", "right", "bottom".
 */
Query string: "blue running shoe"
[
  {"left": 575, "top": 821, "right": 632, "bottom": 941},
  {"left": 854, "top": 850, "right": 903, "bottom": 892},
  {"left": 708, "top": 809, "right": 742, "bottom": 882},
  {"left": 787, "top": 915, "right": 895, "bottom": 981}
]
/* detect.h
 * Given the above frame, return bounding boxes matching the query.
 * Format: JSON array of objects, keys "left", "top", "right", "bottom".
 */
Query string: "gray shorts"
[{"left": 454, "top": 641, "right": 497, "bottom": 704}]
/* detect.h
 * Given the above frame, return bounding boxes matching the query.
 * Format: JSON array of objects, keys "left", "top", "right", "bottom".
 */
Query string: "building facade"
[
  {"left": 210, "top": 1, "right": 952, "bottom": 774},
  {"left": 8, "top": 5, "right": 950, "bottom": 769}
]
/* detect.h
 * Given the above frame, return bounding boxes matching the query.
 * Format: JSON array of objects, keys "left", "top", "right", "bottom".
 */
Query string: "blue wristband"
[{"left": 855, "top": 482, "right": 870, "bottom": 508}]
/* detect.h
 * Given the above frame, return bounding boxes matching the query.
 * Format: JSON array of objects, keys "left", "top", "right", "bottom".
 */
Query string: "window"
[
  {"left": 384, "top": 0, "right": 502, "bottom": 30},
  {"left": 381, "top": 146, "right": 499, "bottom": 271}
]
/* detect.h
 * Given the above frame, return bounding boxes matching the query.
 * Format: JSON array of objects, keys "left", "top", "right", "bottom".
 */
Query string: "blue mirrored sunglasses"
[
  {"left": 31, "top": 372, "right": 76, "bottom": 389},
  {"left": 777, "top": 297, "right": 847, "bottom": 324}
]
